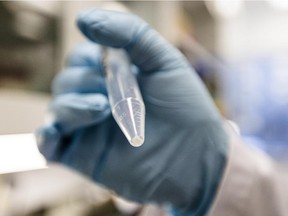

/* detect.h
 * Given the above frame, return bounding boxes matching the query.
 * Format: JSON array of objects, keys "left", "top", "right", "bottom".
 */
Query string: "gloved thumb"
[
  {"left": 77, "top": 9, "right": 188, "bottom": 73},
  {"left": 48, "top": 93, "right": 111, "bottom": 135}
]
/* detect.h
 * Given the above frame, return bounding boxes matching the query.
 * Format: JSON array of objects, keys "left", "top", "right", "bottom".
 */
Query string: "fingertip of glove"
[
  {"left": 36, "top": 124, "right": 60, "bottom": 146},
  {"left": 77, "top": 8, "right": 110, "bottom": 43},
  {"left": 76, "top": 8, "right": 142, "bottom": 48},
  {"left": 77, "top": 8, "right": 96, "bottom": 27},
  {"left": 48, "top": 93, "right": 111, "bottom": 135},
  {"left": 36, "top": 124, "right": 61, "bottom": 160}
]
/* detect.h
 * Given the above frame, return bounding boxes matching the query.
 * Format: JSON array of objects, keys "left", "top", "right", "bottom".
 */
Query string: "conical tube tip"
[{"left": 130, "top": 136, "right": 144, "bottom": 147}]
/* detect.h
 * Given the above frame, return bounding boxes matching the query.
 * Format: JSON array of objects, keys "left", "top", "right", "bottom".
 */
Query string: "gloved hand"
[{"left": 37, "top": 9, "right": 228, "bottom": 215}]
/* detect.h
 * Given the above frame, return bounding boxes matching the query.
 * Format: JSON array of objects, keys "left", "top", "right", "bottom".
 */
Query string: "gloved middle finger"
[{"left": 49, "top": 93, "right": 111, "bottom": 135}]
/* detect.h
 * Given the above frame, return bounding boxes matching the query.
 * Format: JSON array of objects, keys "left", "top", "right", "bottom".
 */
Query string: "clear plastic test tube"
[{"left": 102, "top": 48, "right": 145, "bottom": 147}]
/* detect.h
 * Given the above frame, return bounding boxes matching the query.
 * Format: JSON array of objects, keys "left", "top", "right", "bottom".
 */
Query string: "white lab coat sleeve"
[{"left": 209, "top": 123, "right": 288, "bottom": 216}]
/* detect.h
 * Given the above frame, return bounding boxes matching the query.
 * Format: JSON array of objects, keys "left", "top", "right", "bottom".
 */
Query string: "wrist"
[{"left": 208, "top": 122, "right": 274, "bottom": 216}]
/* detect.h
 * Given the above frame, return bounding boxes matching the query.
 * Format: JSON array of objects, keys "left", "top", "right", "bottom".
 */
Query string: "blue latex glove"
[{"left": 37, "top": 9, "right": 228, "bottom": 215}]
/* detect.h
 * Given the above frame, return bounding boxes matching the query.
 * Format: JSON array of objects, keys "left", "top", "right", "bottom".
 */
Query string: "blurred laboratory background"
[{"left": 1, "top": 1, "right": 288, "bottom": 215}]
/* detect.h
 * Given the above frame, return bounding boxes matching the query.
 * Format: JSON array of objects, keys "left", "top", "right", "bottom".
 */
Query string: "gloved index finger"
[
  {"left": 77, "top": 8, "right": 189, "bottom": 74},
  {"left": 67, "top": 41, "right": 103, "bottom": 69},
  {"left": 53, "top": 42, "right": 107, "bottom": 96}
]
